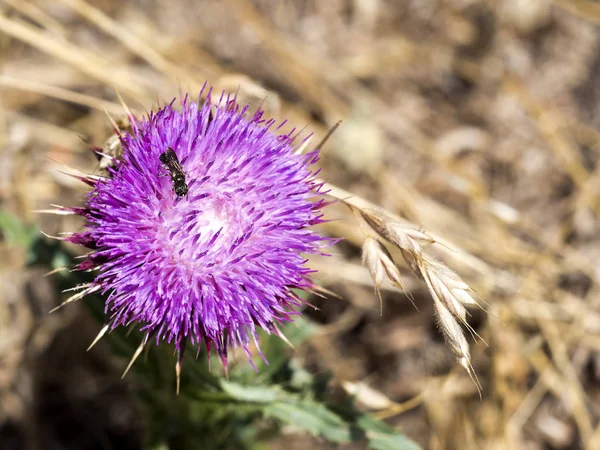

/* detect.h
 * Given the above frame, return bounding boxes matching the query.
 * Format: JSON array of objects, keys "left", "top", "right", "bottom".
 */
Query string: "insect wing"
[{"left": 159, "top": 148, "right": 178, "bottom": 165}]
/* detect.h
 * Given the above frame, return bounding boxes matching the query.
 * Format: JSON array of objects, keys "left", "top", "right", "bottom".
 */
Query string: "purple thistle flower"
[{"left": 59, "top": 89, "right": 328, "bottom": 374}]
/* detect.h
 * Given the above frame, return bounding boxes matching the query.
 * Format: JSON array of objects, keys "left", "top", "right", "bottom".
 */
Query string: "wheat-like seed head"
[
  {"left": 361, "top": 237, "right": 406, "bottom": 314},
  {"left": 359, "top": 207, "right": 436, "bottom": 253},
  {"left": 416, "top": 253, "right": 483, "bottom": 393},
  {"left": 332, "top": 195, "right": 484, "bottom": 392}
]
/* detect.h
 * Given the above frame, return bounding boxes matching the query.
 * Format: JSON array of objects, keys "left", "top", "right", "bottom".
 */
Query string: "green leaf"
[
  {"left": 0, "top": 209, "right": 38, "bottom": 248},
  {"left": 264, "top": 399, "right": 351, "bottom": 443},
  {"left": 220, "top": 380, "right": 279, "bottom": 403},
  {"left": 357, "top": 415, "right": 421, "bottom": 450}
]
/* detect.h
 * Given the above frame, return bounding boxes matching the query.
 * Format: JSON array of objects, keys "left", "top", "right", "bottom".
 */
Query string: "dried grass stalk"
[{"left": 337, "top": 197, "right": 484, "bottom": 391}]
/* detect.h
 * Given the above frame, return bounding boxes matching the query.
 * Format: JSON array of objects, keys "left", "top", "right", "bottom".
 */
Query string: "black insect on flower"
[{"left": 159, "top": 147, "right": 188, "bottom": 198}]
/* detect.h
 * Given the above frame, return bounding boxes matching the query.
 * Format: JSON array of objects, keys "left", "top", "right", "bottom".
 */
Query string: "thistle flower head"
[{"left": 64, "top": 90, "right": 327, "bottom": 369}]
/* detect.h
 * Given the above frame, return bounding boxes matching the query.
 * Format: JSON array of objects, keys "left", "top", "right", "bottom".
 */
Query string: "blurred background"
[{"left": 3, "top": 0, "right": 600, "bottom": 449}]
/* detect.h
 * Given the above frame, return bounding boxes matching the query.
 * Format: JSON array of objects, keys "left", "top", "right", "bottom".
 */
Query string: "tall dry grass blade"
[
  {"left": 57, "top": 0, "right": 204, "bottom": 92},
  {"left": 0, "top": 76, "right": 124, "bottom": 115},
  {"left": 316, "top": 120, "right": 343, "bottom": 150},
  {"left": 223, "top": 0, "right": 347, "bottom": 121},
  {"left": 3, "top": 0, "right": 66, "bottom": 37},
  {"left": 0, "top": 15, "right": 145, "bottom": 99}
]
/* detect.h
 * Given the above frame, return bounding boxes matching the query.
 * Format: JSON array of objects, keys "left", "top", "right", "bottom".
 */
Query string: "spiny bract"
[{"left": 62, "top": 89, "right": 328, "bottom": 371}]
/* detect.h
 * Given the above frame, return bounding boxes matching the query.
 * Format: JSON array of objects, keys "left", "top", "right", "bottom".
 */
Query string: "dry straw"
[{"left": 325, "top": 188, "right": 485, "bottom": 392}]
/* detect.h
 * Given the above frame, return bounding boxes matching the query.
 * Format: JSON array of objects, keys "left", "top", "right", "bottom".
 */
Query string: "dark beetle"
[{"left": 159, "top": 147, "right": 188, "bottom": 198}]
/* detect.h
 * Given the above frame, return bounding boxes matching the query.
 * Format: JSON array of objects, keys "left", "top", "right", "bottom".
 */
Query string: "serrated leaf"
[
  {"left": 357, "top": 415, "right": 421, "bottom": 450},
  {"left": 264, "top": 399, "right": 351, "bottom": 443},
  {"left": 220, "top": 380, "right": 279, "bottom": 403}
]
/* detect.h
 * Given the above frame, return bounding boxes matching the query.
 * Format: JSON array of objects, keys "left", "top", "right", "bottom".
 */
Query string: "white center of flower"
[
  {"left": 196, "top": 199, "right": 232, "bottom": 237},
  {"left": 158, "top": 192, "right": 249, "bottom": 270}
]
